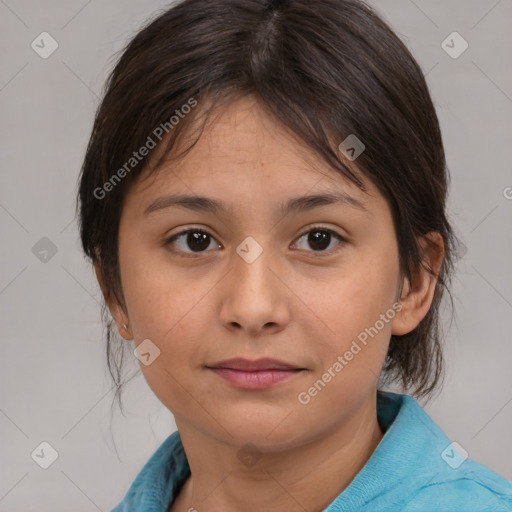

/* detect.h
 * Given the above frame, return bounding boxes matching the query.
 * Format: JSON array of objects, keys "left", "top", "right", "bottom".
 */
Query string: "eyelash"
[{"left": 163, "top": 225, "right": 346, "bottom": 258}]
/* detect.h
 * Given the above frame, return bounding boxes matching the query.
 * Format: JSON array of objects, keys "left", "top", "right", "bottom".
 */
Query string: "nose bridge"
[
  {"left": 233, "top": 233, "right": 276, "bottom": 295},
  {"left": 220, "top": 233, "right": 289, "bottom": 333}
]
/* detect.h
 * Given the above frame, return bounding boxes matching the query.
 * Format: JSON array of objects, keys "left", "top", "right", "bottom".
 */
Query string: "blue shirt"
[{"left": 111, "top": 391, "right": 512, "bottom": 511}]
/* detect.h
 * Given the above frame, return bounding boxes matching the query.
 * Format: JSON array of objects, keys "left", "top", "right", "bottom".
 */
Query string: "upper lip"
[{"left": 207, "top": 358, "right": 304, "bottom": 371}]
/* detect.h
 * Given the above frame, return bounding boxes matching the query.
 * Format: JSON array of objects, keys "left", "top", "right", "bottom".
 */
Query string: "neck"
[{"left": 172, "top": 393, "right": 384, "bottom": 512}]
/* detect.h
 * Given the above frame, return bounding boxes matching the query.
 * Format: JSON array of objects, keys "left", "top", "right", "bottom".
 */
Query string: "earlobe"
[
  {"left": 391, "top": 232, "right": 444, "bottom": 336},
  {"left": 93, "top": 260, "right": 132, "bottom": 340}
]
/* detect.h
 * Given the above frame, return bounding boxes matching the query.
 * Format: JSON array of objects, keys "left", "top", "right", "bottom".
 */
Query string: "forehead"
[{"left": 126, "top": 95, "right": 382, "bottom": 214}]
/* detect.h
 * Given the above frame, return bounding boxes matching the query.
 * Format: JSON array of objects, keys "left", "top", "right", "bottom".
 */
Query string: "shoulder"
[
  {"left": 389, "top": 393, "right": 512, "bottom": 511},
  {"left": 399, "top": 463, "right": 512, "bottom": 511},
  {"left": 111, "top": 431, "right": 189, "bottom": 512},
  {"left": 354, "top": 392, "right": 512, "bottom": 512}
]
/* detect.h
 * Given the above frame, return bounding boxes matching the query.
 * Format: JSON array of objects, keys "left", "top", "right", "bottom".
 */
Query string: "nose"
[{"left": 219, "top": 240, "right": 291, "bottom": 336}]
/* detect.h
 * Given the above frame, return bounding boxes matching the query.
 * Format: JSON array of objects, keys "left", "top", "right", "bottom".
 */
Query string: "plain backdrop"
[{"left": 1, "top": 0, "right": 511, "bottom": 510}]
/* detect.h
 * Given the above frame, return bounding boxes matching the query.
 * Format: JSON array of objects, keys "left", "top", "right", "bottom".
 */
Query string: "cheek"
[
  {"left": 119, "top": 237, "right": 178, "bottom": 325},
  {"left": 119, "top": 245, "right": 221, "bottom": 374},
  {"left": 122, "top": 258, "right": 205, "bottom": 343},
  {"left": 118, "top": 250, "right": 211, "bottom": 410},
  {"left": 297, "top": 249, "right": 398, "bottom": 335},
  {"left": 294, "top": 246, "right": 399, "bottom": 381}
]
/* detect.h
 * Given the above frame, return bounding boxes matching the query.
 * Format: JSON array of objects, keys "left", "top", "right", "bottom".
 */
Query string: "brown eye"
[
  {"left": 293, "top": 227, "right": 345, "bottom": 254},
  {"left": 165, "top": 229, "right": 221, "bottom": 255}
]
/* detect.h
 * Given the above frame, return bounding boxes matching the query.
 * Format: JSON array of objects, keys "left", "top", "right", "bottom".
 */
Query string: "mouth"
[
  {"left": 207, "top": 357, "right": 305, "bottom": 371},
  {"left": 206, "top": 358, "right": 307, "bottom": 390}
]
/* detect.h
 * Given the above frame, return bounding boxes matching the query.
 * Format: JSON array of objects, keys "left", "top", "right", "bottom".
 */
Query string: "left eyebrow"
[{"left": 143, "top": 191, "right": 368, "bottom": 217}]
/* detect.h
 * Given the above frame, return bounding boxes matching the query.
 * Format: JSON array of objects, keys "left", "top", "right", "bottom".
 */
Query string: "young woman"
[{"left": 77, "top": 0, "right": 512, "bottom": 510}]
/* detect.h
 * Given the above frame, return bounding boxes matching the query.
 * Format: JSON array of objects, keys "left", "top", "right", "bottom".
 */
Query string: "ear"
[
  {"left": 391, "top": 232, "right": 444, "bottom": 336},
  {"left": 94, "top": 260, "right": 133, "bottom": 340}
]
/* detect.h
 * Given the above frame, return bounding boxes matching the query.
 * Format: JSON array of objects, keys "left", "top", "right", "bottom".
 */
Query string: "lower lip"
[{"left": 208, "top": 368, "right": 304, "bottom": 389}]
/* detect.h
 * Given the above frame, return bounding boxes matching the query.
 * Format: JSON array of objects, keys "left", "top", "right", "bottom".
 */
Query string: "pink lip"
[
  {"left": 208, "top": 368, "right": 304, "bottom": 389},
  {"left": 206, "top": 358, "right": 306, "bottom": 390},
  {"left": 207, "top": 357, "right": 303, "bottom": 371}
]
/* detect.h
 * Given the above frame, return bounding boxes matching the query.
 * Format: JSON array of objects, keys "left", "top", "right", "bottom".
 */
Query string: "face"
[{"left": 112, "top": 95, "right": 404, "bottom": 450}]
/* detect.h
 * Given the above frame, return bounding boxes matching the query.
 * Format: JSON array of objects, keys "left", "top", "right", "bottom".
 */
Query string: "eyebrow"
[{"left": 144, "top": 191, "right": 368, "bottom": 217}]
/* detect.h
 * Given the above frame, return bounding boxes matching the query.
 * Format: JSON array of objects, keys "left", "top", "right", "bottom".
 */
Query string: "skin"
[{"left": 96, "top": 95, "right": 444, "bottom": 512}]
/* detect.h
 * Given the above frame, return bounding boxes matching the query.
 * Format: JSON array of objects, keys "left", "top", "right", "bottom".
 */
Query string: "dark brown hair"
[{"left": 77, "top": 0, "right": 460, "bottom": 411}]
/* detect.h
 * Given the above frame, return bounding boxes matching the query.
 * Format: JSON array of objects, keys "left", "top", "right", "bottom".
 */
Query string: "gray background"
[{"left": 1, "top": 0, "right": 511, "bottom": 510}]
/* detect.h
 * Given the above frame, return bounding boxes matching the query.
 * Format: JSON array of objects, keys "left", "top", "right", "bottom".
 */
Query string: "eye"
[
  {"left": 292, "top": 226, "right": 346, "bottom": 255},
  {"left": 164, "top": 228, "right": 221, "bottom": 256},
  {"left": 164, "top": 225, "right": 346, "bottom": 258}
]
